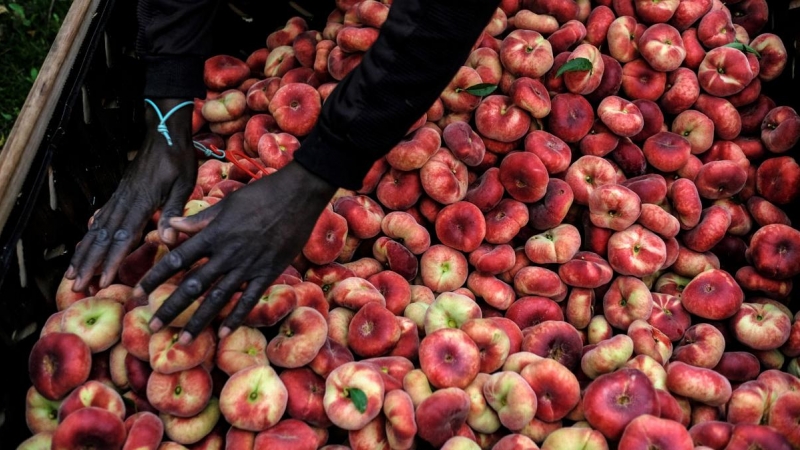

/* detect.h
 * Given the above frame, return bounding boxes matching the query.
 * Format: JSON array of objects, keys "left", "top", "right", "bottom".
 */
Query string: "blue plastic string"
[
  {"left": 144, "top": 99, "right": 195, "bottom": 147},
  {"left": 193, "top": 141, "right": 226, "bottom": 159}
]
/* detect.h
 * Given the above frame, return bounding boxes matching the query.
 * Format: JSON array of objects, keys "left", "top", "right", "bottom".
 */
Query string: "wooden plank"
[{"left": 0, "top": 0, "right": 102, "bottom": 233}]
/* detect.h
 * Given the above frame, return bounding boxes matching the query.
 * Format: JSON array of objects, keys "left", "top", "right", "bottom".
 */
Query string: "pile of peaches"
[{"left": 21, "top": 0, "right": 800, "bottom": 449}]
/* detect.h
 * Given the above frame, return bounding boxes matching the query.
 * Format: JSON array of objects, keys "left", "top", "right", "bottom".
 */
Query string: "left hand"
[{"left": 131, "top": 160, "right": 337, "bottom": 343}]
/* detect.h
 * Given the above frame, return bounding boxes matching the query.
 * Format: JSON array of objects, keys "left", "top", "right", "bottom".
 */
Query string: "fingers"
[
  {"left": 135, "top": 232, "right": 209, "bottom": 299},
  {"left": 169, "top": 201, "right": 222, "bottom": 235},
  {"left": 219, "top": 275, "right": 271, "bottom": 339},
  {"left": 66, "top": 211, "right": 105, "bottom": 279},
  {"left": 148, "top": 251, "right": 228, "bottom": 335},
  {"left": 180, "top": 268, "right": 248, "bottom": 342},
  {"left": 69, "top": 201, "right": 127, "bottom": 291},
  {"left": 158, "top": 182, "right": 194, "bottom": 245},
  {"left": 100, "top": 229, "right": 143, "bottom": 288}
]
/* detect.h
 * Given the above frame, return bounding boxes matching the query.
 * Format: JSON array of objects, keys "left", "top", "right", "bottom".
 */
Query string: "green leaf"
[
  {"left": 348, "top": 388, "right": 368, "bottom": 414},
  {"left": 8, "top": 3, "right": 24, "bottom": 19},
  {"left": 464, "top": 83, "right": 498, "bottom": 97},
  {"left": 1, "top": 113, "right": 12, "bottom": 121},
  {"left": 725, "top": 42, "right": 761, "bottom": 58},
  {"left": 556, "top": 57, "right": 593, "bottom": 78},
  {"left": 29, "top": 67, "right": 38, "bottom": 81}
]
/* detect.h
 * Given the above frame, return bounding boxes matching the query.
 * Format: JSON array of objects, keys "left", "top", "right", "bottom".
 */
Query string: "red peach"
[
  {"left": 693, "top": 93, "right": 741, "bottom": 140},
  {"left": 520, "top": 320, "right": 583, "bottom": 371},
  {"left": 435, "top": 202, "right": 487, "bottom": 253},
  {"left": 523, "top": 130, "right": 571, "bottom": 175},
  {"left": 376, "top": 168, "right": 423, "bottom": 211},
  {"left": 661, "top": 68, "right": 701, "bottom": 116},
  {"left": 697, "top": 10, "right": 735, "bottom": 48},
  {"left": 621, "top": 59, "right": 667, "bottom": 102},
  {"left": 666, "top": 361, "right": 732, "bottom": 407},
  {"left": 420, "top": 149, "right": 469, "bottom": 205},
  {"left": 500, "top": 30, "right": 555, "bottom": 79},
  {"left": 204, "top": 55, "right": 250, "bottom": 91},
  {"left": 580, "top": 120, "right": 621, "bottom": 157},
  {"left": 639, "top": 23, "right": 686, "bottom": 72},
  {"left": 681, "top": 205, "right": 732, "bottom": 252},
  {"left": 564, "top": 155, "right": 617, "bottom": 205},
  {"left": 680, "top": 269, "right": 743, "bottom": 320},
  {"left": 548, "top": 20, "right": 588, "bottom": 54},
  {"left": 528, "top": 178, "right": 574, "bottom": 230},
  {"left": 747, "top": 224, "right": 800, "bottom": 280},
  {"left": 587, "top": 54, "right": 625, "bottom": 104},
  {"left": 598, "top": 95, "right": 645, "bottom": 137},
  {"left": 509, "top": 77, "right": 552, "bottom": 119},
  {"left": 419, "top": 328, "right": 480, "bottom": 390},
  {"left": 750, "top": 32, "right": 787, "bottom": 82},
  {"left": 583, "top": 368, "right": 659, "bottom": 441},
  {"left": 385, "top": 126, "right": 442, "bottom": 171},
  {"left": 547, "top": 93, "right": 595, "bottom": 143},
  {"left": 442, "top": 122, "right": 486, "bottom": 167},
  {"left": 268, "top": 83, "right": 321, "bottom": 137},
  {"left": 698, "top": 46, "right": 753, "bottom": 97},
  {"left": 607, "top": 224, "right": 667, "bottom": 278},
  {"left": 756, "top": 156, "right": 800, "bottom": 205}
]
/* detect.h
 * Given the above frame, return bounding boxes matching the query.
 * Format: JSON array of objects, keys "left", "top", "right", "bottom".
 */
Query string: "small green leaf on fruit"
[
  {"left": 464, "top": 83, "right": 498, "bottom": 97},
  {"left": 556, "top": 57, "right": 593, "bottom": 78},
  {"left": 725, "top": 42, "right": 761, "bottom": 58},
  {"left": 348, "top": 388, "right": 368, "bottom": 413}
]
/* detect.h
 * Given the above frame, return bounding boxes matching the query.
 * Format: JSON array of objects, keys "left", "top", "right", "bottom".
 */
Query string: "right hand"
[{"left": 66, "top": 98, "right": 198, "bottom": 291}]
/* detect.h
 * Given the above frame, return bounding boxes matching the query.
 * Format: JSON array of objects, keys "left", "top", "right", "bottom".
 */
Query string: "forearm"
[
  {"left": 137, "top": 0, "right": 220, "bottom": 99},
  {"left": 294, "top": 0, "right": 500, "bottom": 190}
]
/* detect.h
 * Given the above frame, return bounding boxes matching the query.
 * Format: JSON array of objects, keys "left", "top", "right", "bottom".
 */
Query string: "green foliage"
[
  {"left": 464, "top": 83, "right": 497, "bottom": 97},
  {"left": 556, "top": 57, "right": 593, "bottom": 78},
  {"left": 0, "top": 1, "right": 71, "bottom": 150},
  {"left": 348, "top": 387, "right": 368, "bottom": 413}
]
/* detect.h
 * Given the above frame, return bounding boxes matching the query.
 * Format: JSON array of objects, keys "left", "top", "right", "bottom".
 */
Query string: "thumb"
[
  {"left": 168, "top": 200, "right": 222, "bottom": 235},
  {"left": 158, "top": 184, "right": 195, "bottom": 244}
]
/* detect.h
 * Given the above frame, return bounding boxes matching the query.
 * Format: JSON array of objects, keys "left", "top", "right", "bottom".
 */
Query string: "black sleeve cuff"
[
  {"left": 293, "top": 120, "right": 377, "bottom": 191},
  {"left": 143, "top": 56, "right": 206, "bottom": 99}
]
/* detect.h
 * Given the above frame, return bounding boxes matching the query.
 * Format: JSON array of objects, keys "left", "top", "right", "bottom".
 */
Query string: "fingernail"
[
  {"left": 218, "top": 327, "right": 231, "bottom": 340},
  {"left": 132, "top": 285, "right": 144, "bottom": 298},
  {"left": 149, "top": 318, "right": 163, "bottom": 333},
  {"left": 65, "top": 265, "right": 75, "bottom": 278},
  {"left": 178, "top": 332, "right": 193, "bottom": 345},
  {"left": 163, "top": 228, "right": 176, "bottom": 244},
  {"left": 99, "top": 273, "right": 110, "bottom": 288},
  {"left": 74, "top": 276, "right": 83, "bottom": 288}
]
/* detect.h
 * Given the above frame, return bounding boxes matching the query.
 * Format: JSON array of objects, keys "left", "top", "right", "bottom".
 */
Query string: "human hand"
[
  {"left": 65, "top": 99, "right": 197, "bottom": 291},
  {"left": 131, "top": 160, "right": 337, "bottom": 343}
]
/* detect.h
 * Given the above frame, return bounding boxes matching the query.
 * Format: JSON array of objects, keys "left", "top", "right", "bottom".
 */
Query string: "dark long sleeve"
[
  {"left": 136, "top": 0, "right": 219, "bottom": 99},
  {"left": 293, "top": 0, "right": 500, "bottom": 190}
]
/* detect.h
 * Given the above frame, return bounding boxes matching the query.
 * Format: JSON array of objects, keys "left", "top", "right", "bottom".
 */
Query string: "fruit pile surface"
[{"left": 21, "top": 0, "right": 800, "bottom": 449}]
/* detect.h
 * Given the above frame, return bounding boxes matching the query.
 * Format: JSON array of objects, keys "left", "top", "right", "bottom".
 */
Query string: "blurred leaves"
[{"left": 0, "top": 0, "right": 71, "bottom": 151}]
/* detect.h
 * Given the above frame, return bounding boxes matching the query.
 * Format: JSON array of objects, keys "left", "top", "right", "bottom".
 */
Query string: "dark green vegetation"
[{"left": 0, "top": 0, "right": 71, "bottom": 150}]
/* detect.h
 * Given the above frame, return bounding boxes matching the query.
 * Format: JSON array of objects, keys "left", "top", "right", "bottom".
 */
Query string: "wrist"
[
  {"left": 291, "top": 160, "right": 338, "bottom": 198},
  {"left": 144, "top": 98, "right": 195, "bottom": 151},
  {"left": 257, "top": 160, "right": 338, "bottom": 205}
]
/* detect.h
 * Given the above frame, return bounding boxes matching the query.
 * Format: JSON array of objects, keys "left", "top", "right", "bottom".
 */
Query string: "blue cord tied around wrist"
[{"left": 144, "top": 99, "right": 195, "bottom": 147}]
